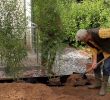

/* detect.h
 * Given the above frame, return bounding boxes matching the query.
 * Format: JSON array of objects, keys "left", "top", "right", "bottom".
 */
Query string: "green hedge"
[
  {"left": 32, "top": 0, "right": 110, "bottom": 73},
  {"left": 0, "top": 0, "right": 27, "bottom": 78},
  {"left": 32, "top": 0, "right": 65, "bottom": 74},
  {"left": 59, "top": 0, "right": 110, "bottom": 46}
]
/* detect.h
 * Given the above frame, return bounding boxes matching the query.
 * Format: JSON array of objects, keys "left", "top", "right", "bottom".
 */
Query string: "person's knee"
[{"left": 103, "top": 58, "right": 110, "bottom": 76}]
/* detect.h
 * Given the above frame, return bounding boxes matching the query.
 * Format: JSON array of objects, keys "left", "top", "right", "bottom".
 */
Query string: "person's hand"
[{"left": 92, "top": 61, "right": 97, "bottom": 69}]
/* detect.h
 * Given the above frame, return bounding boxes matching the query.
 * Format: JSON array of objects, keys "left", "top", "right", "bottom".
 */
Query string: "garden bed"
[{"left": 0, "top": 76, "right": 110, "bottom": 100}]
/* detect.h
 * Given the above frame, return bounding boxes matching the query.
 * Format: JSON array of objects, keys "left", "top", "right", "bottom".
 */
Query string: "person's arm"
[{"left": 90, "top": 48, "right": 97, "bottom": 69}]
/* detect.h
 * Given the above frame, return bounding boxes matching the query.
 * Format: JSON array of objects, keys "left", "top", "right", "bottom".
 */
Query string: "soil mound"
[
  {"left": 65, "top": 74, "right": 90, "bottom": 86},
  {"left": 0, "top": 83, "right": 55, "bottom": 100}
]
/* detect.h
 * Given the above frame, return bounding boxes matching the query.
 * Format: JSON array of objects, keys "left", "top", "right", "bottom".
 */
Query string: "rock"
[{"left": 53, "top": 47, "right": 91, "bottom": 75}]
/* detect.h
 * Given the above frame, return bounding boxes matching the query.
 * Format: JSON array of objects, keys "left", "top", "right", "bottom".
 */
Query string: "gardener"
[{"left": 75, "top": 28, "right": 110, "bottom": 96}]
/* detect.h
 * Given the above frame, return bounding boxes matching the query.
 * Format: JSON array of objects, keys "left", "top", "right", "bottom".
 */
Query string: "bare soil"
[
  {"left": 51, "top": 75, "right": 110, "bottom": 100},
  {"left": 0, "top": 76, "right": 110, "bottom": 100},
  {"left": 52, "top": 85, "right": 110, "bottom": 100}
]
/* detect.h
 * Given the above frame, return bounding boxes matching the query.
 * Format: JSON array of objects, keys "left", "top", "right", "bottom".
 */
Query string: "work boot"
[
  {"left": 88, "top": 78, "right": 101, "bottom": 89},
  {"left": 99, "top": 75, "right": 109, "bottom": 96}
]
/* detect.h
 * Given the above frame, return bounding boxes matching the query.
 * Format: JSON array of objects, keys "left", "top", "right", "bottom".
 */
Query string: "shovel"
[
  {"left": 85, "top": 57, "right": 109, "bottom": 74},
  {"left": 80, "top": 56, "right": 110, "bottom": 79}
]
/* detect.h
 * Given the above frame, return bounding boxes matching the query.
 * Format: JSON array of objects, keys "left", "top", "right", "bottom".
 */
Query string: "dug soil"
[{"left": 0, "top": 82, "right": 110, "bottom": 100}]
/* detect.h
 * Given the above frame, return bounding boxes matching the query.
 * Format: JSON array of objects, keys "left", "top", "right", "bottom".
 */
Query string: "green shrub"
[
  {"left": 58, "top": 0, "right": 110, "bottom": 47},
  {"left": 0, "top": 0, "right": 27, "bottom": 78},
  {"left": 32, "top": 0, "right": 110, "bottom": 73},
  {"left": 32, "top": 0, "right": 66, "bottom": 74}
]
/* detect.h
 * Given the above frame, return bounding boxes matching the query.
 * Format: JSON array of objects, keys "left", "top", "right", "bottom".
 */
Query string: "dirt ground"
[
  {"left": 51, "top": 85, "right": 110, "bottom": 100},
  {"left": 0, "top": 77, "right": 110, "bottom": 100}
]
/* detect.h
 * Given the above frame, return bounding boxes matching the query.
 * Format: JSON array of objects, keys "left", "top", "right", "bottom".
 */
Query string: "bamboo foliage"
[
  {"left": 0, "top": 0, "right": 27, "bottom": 78},
  {"left": 32, "top": 0, "right": 66, "bottom": 74}
]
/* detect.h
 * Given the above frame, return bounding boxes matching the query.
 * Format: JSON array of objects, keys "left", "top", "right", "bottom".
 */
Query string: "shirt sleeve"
[
  {"left": 99, "top": 28, "right": 110, "bottom": 39},
  {"left": 90, "top": 47, "right": 97, "bottom": 56},
  {"left": 103, "top": 52, "right": 110, "bottom": 58}
]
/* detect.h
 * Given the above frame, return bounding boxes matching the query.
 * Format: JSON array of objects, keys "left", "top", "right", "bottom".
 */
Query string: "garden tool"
[
  {"left": 86, "top": 56, "right": 109, "bottom": 74},
  {"left": 71, "top": 72, "right": 90, "bottom": 86},
  {"left": 73, "top": 72, "right": 88, "bottom": 80},
  {"left": 81, "top": 56, "right": 110, "bottom": 80}
]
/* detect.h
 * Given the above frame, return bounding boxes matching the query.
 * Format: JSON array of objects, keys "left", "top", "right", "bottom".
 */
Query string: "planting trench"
[{"left": 0, "top": 74, "right": 110, "bottom": 100}]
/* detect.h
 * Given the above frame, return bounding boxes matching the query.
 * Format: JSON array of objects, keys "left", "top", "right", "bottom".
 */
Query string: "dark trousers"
[{"left": 94, "top": 53, "right": 110, "bottom": 77}]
